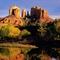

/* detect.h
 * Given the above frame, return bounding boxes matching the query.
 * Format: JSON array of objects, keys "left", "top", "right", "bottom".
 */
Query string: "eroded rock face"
[
  {"left": 0, "top": 6, "right": 25, "bottom": 26},
  {"left": 9, "top": 6, "right": 20, "bottom": 18},
  {"left": 0, "top": 15, "right": 24, "bottom": 26},
  {"left": 0, "top": 17, "right": 2, "bottom": 20},
  {"left": 41, "top": 56, "right": 52, "bottom": 60},
  {"left": 0, "top": 6, "right": 53, "bottom": 26},
  {"left": 21, "top": 9, "right": 26, "bottom": 18},
  {"left": 31, "top": 6, "right": 49, "bottom": 19},
  {"left": 31, "top": 6, "right": 53, "bottom": 23},
  {"left": 39, "top": 18, "right": 53, "bottom": 23}
]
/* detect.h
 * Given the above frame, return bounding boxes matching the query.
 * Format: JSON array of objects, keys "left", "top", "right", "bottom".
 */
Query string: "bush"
[
  {"left": 19, "top": 29, "right": 31, "bottom": 39},
  {"left": 0, "top": 48, "right": 10, "bottom": 57},
  {"left": 0, "top": 24, "right": 21, "bottom": 39},
  {"left": 8, "top": 25, "right": 21, "bottom": 38}
]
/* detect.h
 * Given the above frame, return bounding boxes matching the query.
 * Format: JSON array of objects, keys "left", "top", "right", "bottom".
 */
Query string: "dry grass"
[
  {"left": 0, "top": 43, "right": 38, "bottom": 48},
  {"left": 0, "top": 43, "right": 38, "bottom": 58}
]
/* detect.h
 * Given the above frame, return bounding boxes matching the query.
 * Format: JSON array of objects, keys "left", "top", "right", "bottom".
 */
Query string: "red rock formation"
[
  {"left": 0, "top": 6, "right": 53, "bottom": 26},
  {"left": 10, "top": 54, "right": 24, "bottom": 60},
  {"left": 21, "top": 9, "right": 26, "bottom": 18},
  {"left": 9, "top": 6, "right": 20, "bottom": 18},
  {"left": 31, "top": 6, "right": 53, "bottom": 23},
  {"left": 0, "top": 15, "right": 24, "bottom": 26},
  {"left": 41, "top": 56, "right": 52, "bottom": 60},
  {"left": 0, "top": 17, "right": 2, "bottom": 20}
]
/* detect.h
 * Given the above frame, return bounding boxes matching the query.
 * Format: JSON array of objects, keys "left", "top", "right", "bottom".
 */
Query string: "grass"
[
  {"left": 0, "top": 43, "right": 38, "bottom": 48},
  {"left": 0, "top": 43, "right": 38, "bottom": 58}
]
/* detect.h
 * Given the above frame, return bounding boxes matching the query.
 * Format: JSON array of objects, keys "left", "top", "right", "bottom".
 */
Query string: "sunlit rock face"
[
  {"left": 31, "top": 6, "right": 49, "bottom": 19},
  {"left": 21, "top": 9, "right": 26, "bottom": 18},
  {"left": 9, "top": 6, "right": 20, "bottom": 18},
  {"left": 31, "top": 6, "right": 53, "bottom": 23},
  {"left": 0, "top": 15, "right": 24, "bottom": 26},
  {"left": 0, "top": 6, "right": 25, "bottom": 26},
  {"left": 0, "top": 5, "right": 53, "bottom": 26}
]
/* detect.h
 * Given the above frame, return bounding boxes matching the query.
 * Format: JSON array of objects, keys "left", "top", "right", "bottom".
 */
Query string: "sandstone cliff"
[
  {"left": 0, "top": 6, "right": 53, "bottom": 26},
  {"left": 0, "top": 6, "right": 25, "bottom": 26},
  {"left": 21, "top": 9, "right": 26, "bottom": 18},
  {"left": 31, "top": 6, "right": 53, "bottom": 23}
]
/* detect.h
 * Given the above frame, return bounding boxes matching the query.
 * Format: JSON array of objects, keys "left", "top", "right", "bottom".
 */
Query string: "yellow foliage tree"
[
  {"left": 0, "top": 24, "right": 21, "bottom": 38},
  {"left": 8, "top": 25, "right": 21, "bottom": 38}
]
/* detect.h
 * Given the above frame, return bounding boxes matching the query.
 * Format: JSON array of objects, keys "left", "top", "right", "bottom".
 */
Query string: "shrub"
[
  {"left": 0, "top": 48, "right": 10, "bottom": 57},
  {"left": 0, "top": 24, "right": 21, "bottom": 39},
  {"left": 19, "top": 29, "right": 31, "bottom": 39}
]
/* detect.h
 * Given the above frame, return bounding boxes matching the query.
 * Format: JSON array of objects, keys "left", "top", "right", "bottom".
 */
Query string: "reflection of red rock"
[
  {"left": 31, "top": 6, "right": 49, "bottom": 19},
  {"left": 0, "top": 6, "right": 25, "bottom": 26},
  {"left": 9, "top": 6, "right": 20, "bottom": 18},
  {"left": 39, "top": 18, "right": 53, "bottom": 23},
  {"left": 0, "top": 17, "right": 2, "bottom": 20},
  {"left": 16, "top": 54, "right": 24, "bottom": 60},
  {"left": 10, "top": 54, "right": 24, "bottom": 60},
  {"left": 41, "top": 56, "right": 52, "bottom": 60}
]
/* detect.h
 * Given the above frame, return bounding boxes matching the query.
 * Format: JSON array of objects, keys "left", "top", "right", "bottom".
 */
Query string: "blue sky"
[{"left": 0, "top": 0, "right": 60, "bottom": 19}]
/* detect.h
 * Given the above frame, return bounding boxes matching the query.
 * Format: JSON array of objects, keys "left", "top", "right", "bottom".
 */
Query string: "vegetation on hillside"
[
  {"left": 0, "top": 18, "right": 60, "bottom": 59},
  {"left": 0, "top": 24, "right": 31, "bottom": 40}
]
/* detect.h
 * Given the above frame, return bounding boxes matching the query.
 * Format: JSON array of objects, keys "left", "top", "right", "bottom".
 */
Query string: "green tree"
[
  {"left": 0, "top": 24, "right": 9, "bottom": 39},
  {"left": 37, "top": 27, "right": 47, "bottom": 37},
  {"left": 19, "top": 29, "right": 31, "bottom": 39},
  {"left": 37, "top": 22, "right": 47, "bottom": 37},
  {"left": 0, "top": 24, "right": 21, "bottom": 39},
  {"left": 0, "top": 48, "right": 10, "bottom": 57}
]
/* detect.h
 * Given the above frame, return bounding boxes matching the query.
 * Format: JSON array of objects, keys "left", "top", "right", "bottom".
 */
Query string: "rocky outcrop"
[
  {"left": 21, "top": 9, "right": 26, "bottom": 18},
  {"left": 0, "top": 17, "right": 2, "bottom": 20},
  {"left": 0, "top": 15, "right": 24, "bottom": 26},
  {"left": 31, "top": 6, "right": 49, "bottom": 19},
  {"left": 40, "top": 56, "right": 52, "bottom": 60},
  {"left": 0, "top": 6, "right": 53, "bottom": 26},
  {"left": 31, "top": 6, "right": 53, "bottom": 23},
  {"left": 9, "top": 6, "right": 20, "bottom": 18},
  {"left": 0, "top": 6, "right": 24, "bottom": 26},
  {"left": 39, "top": 18, "right": 53, "bottom": 23}
]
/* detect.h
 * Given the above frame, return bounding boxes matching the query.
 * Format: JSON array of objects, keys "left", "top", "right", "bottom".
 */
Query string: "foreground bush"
[
  {"left": 0, "top": 24, "right": 21, "bottom": 39},
  {"left": 0, "top": 48, "right": 10, "bottom": 57}
]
